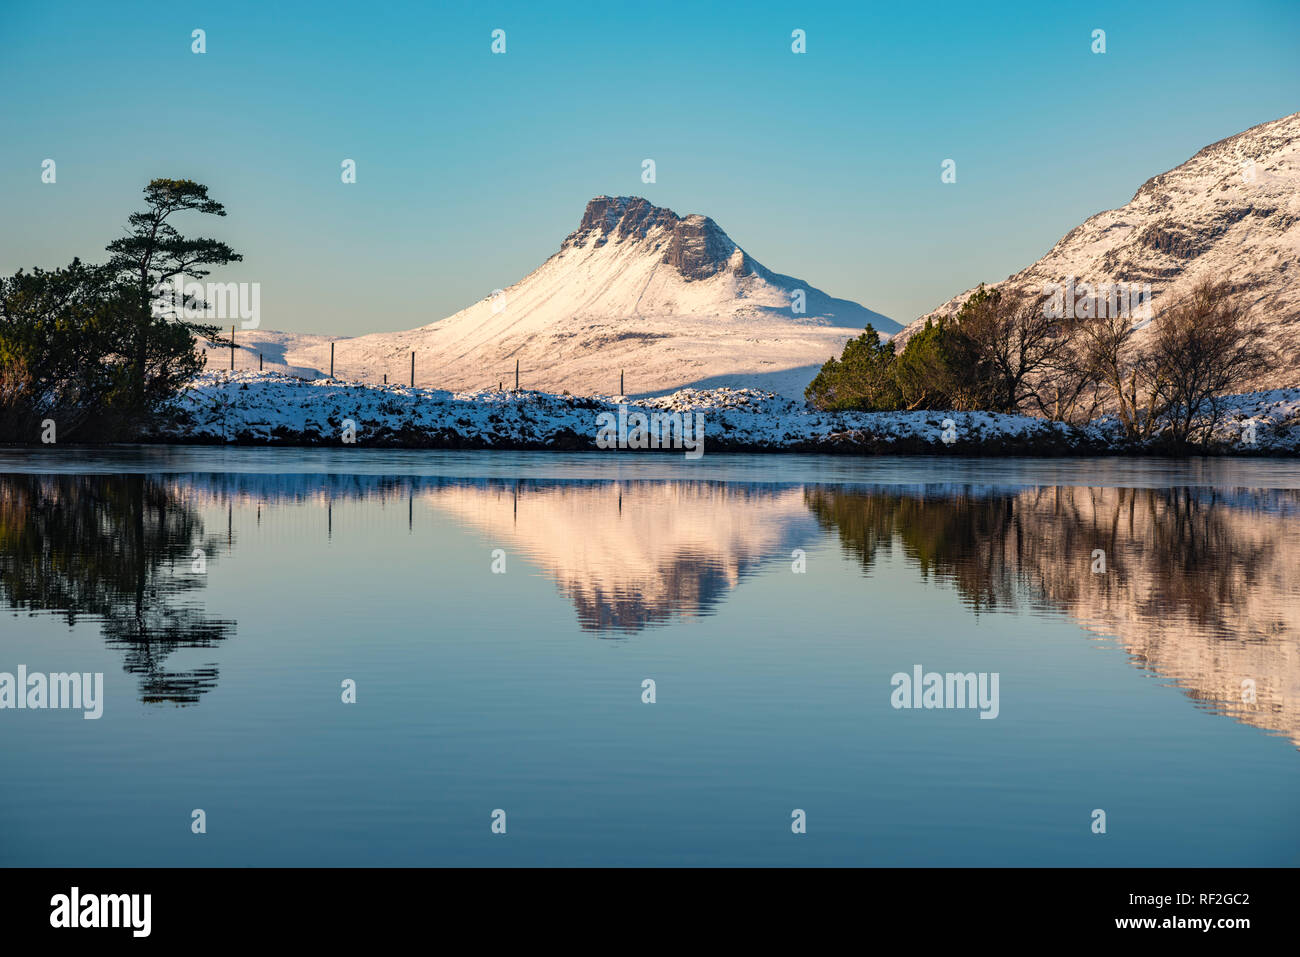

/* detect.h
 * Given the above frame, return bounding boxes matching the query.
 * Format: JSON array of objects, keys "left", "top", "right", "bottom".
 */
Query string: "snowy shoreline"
[{"left": 148, "top": 371, "right": 1300, "bottom": 456}]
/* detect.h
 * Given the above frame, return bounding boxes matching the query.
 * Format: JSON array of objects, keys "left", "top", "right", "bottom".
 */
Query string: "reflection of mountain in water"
[
  {"left": 6, "top": 470, "right": 1297, "bottom": 745},
  {"left": 425, "top": 480, "right": 819, "bottom": 632},
  {"left": 807, "top": 485, "right": 1300, "bottom": 747},
  {"left": 0, "top": 475, "right": 235, "bottom": 705}
]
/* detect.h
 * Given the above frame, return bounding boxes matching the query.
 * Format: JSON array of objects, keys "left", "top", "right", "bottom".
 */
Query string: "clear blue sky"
[{"left": 2, "top": 0, "right": 1297, "bottom": 335}]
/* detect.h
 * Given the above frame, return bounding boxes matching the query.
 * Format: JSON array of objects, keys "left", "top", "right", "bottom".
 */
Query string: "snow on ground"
[
  {"left": 158, "top": 370, "right": 1300, "bottom": 454},
  {"left": 1204, "top": 389, "right": 1300, "bottom": 447}
]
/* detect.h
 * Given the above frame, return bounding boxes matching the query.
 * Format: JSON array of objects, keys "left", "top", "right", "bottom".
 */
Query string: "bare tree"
[
  {"left": 955, "top": 285, "right": 1071, "bottom": 413},
  {"left": 1031, "top": 329, "right": 1106, "bottom": 424},
  {"left": 1075, "top": 308, "right": 1167, "bottom": 441},
  {"left": 1149, "top": 277, "right": 1271, "bottom": 448}
]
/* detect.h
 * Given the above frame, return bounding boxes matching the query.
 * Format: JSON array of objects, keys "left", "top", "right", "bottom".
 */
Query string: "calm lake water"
[{"left": 2, "top": 448, "right": 1298, "bottom": 866}]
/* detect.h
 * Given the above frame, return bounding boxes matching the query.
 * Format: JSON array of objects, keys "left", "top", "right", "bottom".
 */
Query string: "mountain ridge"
[{"left": 894, "top": 111, "right": 1300, "bottom": 388}]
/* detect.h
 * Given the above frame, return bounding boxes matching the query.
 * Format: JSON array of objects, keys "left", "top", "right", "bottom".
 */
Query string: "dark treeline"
[
  {"left": 0, "top": 179, "right": 238, "bottom": 442},
  {"left": 806, "top": 278, "right": 1272, "bottom": 450}
]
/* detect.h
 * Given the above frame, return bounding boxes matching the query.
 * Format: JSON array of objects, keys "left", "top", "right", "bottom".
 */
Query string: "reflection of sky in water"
[{"left": 2, "top": 456, "right": 1298, "bottom": 867}]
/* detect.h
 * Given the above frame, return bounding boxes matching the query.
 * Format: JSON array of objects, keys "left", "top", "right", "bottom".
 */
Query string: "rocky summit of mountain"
[{"left": 567, "top": 195, "right": 760, "bottom": 282}]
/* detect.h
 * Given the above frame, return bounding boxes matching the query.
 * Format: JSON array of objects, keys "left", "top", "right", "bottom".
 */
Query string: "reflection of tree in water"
[
  {"left": 803, "top": 488, "right": 1023, "bottom": 611},
  {"left": 0, "top": 474, "right": 234, "bottom": 705},
  {"left": 806, "top": 484, "right": 1300, "bottom": 746},
  {"left": 805, "top": 485, "right": 1279, "bottom": 623}
]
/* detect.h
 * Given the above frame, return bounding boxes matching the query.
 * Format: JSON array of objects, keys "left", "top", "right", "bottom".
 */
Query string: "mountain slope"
[
  {"left": 894, "top": 111, "right": 1300, "bottom": 386},
  {"left": 217, "top": 196, "right": 895, "bottom": 399}
]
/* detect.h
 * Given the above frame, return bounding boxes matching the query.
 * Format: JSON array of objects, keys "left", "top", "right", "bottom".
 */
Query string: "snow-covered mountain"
[
  {"left": 895, "top": 111, "right": 1300, "bottom": 386},
  {"left": 209, "top": 196, "right": 896, "bottom": 398}
]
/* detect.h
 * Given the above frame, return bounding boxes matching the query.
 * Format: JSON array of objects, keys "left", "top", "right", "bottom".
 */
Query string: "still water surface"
[{"left": 2, "top": 450, "right": 1297, "bottom": 865}]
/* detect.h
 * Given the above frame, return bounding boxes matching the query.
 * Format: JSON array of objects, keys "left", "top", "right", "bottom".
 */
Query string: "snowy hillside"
[
  {"left": 204, "top": 196, "right": 896, "bottom": 399},
  {"left": 895, "top": 111, "right": 1300, "bottom": 387}
]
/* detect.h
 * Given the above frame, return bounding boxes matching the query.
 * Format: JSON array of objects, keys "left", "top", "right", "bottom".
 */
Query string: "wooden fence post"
[
  {"left": 330, "top": 342, "right": 335, "bottom": 378},
  {"left": 410, "top": 352, "right": 415, "bottom": 388}
]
